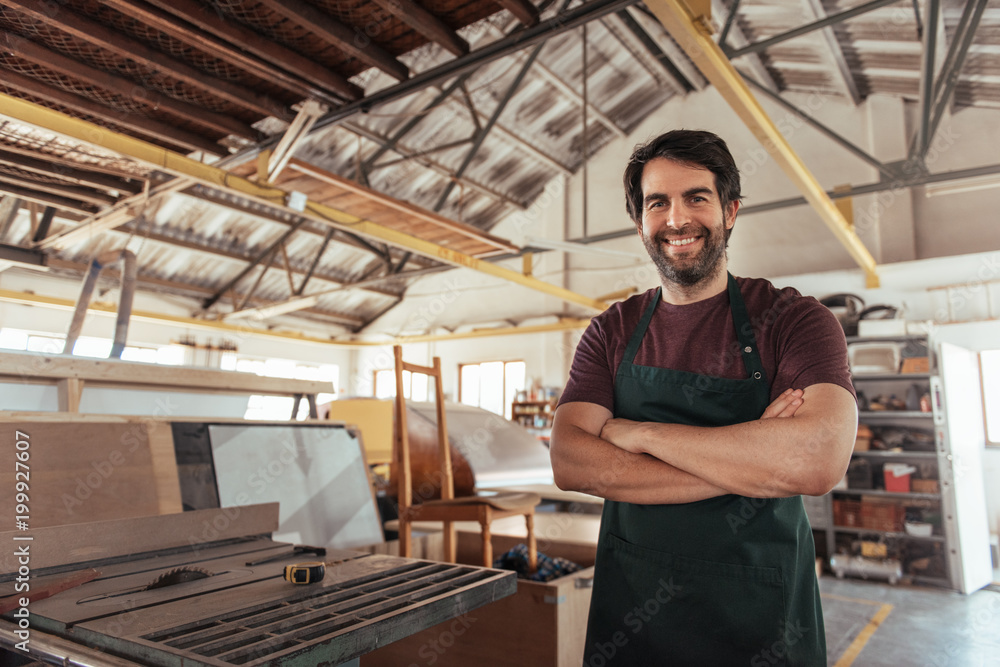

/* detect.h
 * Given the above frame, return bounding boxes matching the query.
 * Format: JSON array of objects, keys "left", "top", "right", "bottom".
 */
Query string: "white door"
[{"left": 936, "top": 342, "right": 993, "bottom": 593}]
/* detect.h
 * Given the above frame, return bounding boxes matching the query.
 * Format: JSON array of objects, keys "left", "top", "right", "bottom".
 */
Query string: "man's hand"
[
  {"left": 601, "top": 388, "right": 805, "bottom": 454},
  {"left": 761, "top": 388, "right": 804, "bottom": 419}
]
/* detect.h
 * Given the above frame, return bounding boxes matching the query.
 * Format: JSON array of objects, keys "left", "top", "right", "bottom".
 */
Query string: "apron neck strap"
[
  {"left": 728, "top": 273, "right": 768, "bottom": 384},
  {"left": 621, "top": 287, "right": 661, "bottom": 366}
]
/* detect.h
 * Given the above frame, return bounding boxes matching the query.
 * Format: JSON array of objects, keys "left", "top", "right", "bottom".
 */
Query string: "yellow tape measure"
[{"left": 283, "top": 561, "right": 325, "bottom": 585}]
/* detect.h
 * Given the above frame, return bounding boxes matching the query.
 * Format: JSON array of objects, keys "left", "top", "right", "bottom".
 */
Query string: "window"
[
  {"left": 227, "top": 354, "right": 339, "bottom": 420},
  {"left": 980, "top": 350, "right": 1000, "bottom": 446},
  {"left": 373, "top": 369, "right": 429, "bottom": 401},
  {"left": 0, "top": 327, "right": 183, "bottom": 364},
  {"left": 0, "top": 327, "right": 337, "bottom": 420},
  {"left": 459, "top": 360, "right": 526, "bottom": 419}
]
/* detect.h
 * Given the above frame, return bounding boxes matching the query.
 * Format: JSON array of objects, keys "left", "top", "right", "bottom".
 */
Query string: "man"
[{"left": 550, "top": 129, "right": 857, "bottom": 665}]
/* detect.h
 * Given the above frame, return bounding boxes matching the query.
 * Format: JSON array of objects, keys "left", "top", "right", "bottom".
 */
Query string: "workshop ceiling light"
[
  {"left": 924, "top": 174, "right": 1000, "bottom": 197},
  {"left": 223, "top": 295, "right": 320, "bottom": 322}
]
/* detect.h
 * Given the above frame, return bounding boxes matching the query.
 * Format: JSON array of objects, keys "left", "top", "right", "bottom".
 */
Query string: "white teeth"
[{"left": 667, "top": 237, "right": 698, "bottom": 246}]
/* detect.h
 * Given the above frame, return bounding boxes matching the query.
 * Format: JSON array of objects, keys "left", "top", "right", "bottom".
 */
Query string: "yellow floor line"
[
  {"left": 832, "top": 603, "right": 894, "bottom": 667},
  {"left": 821, "top": 593, "right": 884, "bottom": 607}
]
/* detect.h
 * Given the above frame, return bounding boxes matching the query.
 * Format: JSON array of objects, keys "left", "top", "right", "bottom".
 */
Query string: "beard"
[{"left": 643, "top": 223, "right": 731, "bottom": 287}]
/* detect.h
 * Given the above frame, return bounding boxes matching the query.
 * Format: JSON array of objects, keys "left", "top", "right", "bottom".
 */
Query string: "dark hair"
[{"left": 623, "top": 129, "right": 742, "bottom": 224}]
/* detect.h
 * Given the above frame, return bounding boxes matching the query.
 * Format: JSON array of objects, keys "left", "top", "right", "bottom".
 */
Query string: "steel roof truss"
[
  {"left": 800, "top": 0, "right": 862, "bottom": 105},
  {"left": 912, "top": 0, "right": 941, "bottom": 161},
  {"left": 923, "top": 0, "right": 989, "bottom": 162},
  {"left": 741, "top": 74, "right": 895, "bottom": 180},
  {"left": 725, "top": 0, "right": 901, "bottom": 59},
  {"left": 433, "top": 42, "right": 546, "bottom": 211}
]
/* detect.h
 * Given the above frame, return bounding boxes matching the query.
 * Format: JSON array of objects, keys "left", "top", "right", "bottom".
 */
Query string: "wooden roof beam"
[
  {"left": 0, "top": 149, "right": 143, "bottom": 195},
  {"left": 140, "top": 0, "right": 361, "bottom": 102},
  {"left": 95, "top": 0, "right": 343, "bottom": 107},
  {"left": 0, "top": 196, "right": 22, "bottom": 241},
  {"left": 267, "top": 100, "right": 329, "bottom": 181},
  {"left": 0, "top": 181, "right": 97, "bottom": 215},
  {"left": 0, "top": 172, "right": 117, "bottom": 207},
  {"left": 253, "top": 0, "right": 409, "bottom": 81},
  {"left": 0, "top": 32, "right": 256, "bottom": 139},
  {"left": 5, "top": 0, "right": 289, "bottom": 122},
  {"left": 497, "top": 0, "right": 541, "bottom": 26},
  {"left": 368, "top": 0, "right": 469, "bottom": 57},
  {"left": 0, "top": 68, "right": 223, "bottom": 155}
]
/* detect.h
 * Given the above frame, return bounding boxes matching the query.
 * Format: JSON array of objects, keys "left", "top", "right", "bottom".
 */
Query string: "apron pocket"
[{"left": 602, "top": 532, "right": 790, "bottom": 666}]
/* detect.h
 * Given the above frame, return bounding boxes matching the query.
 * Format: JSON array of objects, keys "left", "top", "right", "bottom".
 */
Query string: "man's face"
[{"left": 636, "top": 158, "right": 739, "bottom": 287}]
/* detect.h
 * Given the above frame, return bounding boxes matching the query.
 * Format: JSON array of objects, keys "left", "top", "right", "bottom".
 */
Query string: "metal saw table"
[{"left": 0, "top": 504, "right": 515, "bottom": 666}]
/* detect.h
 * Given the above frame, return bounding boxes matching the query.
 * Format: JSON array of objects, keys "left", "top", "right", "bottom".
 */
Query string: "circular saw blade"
[{"left": 145, "top": 566, "right": 212, "bottom": 590}]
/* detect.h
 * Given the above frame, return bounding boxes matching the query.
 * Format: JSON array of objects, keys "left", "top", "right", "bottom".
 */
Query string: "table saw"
[{"left": 0, "top": 503, "right": 515, "bottom": 666}]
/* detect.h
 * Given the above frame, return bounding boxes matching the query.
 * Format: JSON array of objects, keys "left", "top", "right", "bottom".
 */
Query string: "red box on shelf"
[{"left": 883, "top": 466, "right": 913, "bottom": 493}]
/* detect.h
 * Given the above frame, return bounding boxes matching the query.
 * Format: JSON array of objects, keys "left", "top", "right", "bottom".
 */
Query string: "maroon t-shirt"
[{"left": 560, "top": 276, "right": 854, "bottom": 411}]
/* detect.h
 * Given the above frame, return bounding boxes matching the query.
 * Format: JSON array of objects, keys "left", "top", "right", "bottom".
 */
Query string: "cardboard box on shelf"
[{"left": 901, "top": 357, "right": 930, "bottom": 374}]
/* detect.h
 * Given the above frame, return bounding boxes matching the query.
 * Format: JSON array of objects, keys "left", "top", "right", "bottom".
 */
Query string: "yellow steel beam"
[
  {"left": 0, "top": 288, "right": 377, "bottom": 347},
  {"left": 396, "top": 317, "right": 591, "bottom": 344},
  {"left": 645, "top": 0, "right": 880, "bottom": 287},
  {"left": 0, "top": 288, "right": 593, "bottom": 345},
  {"left": 0, "top": 92, "right": 610, "bottom": 311}
]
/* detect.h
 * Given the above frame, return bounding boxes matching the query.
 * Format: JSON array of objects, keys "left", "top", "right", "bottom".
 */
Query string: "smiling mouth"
[{"left": 665, "top": 237, "right": 700, "bottom": 247}]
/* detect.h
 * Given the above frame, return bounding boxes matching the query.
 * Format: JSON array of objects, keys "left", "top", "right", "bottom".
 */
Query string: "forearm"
[
  {"left": 550, "top": 423, "right": 729, "bottom": 504},
  {"left": 625, "top": 386, "right": 857, "bottom": 497}
]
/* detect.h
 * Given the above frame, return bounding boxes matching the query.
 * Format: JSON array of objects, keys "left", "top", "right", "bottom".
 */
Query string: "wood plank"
[
  {"left": 0, "top": 503, "right": 279, "bottom": 575},
  {"left": 0, "top": 172, "right": 114, "bottom": 206},
  {"left": 287, "top": 160, "right": 519, "bottom": 254},
  {"left": 149, "top": 421, "right": 183, "bottom": 515},
  {"left": 0, "top": 420, "right": 178, "bottom": 532},
  {"left": 0, "top": 568, "right": 98, "bottom": 614},
  {"left": 0, "top": 177, "right": 97, "bottom": 214},
  {"left": 56, "top": 377, "right": 82, "bottom": 411},
  {"left": 0, "top": 148, "right": 144, "bottom": 194},
  {"left": 0, "top": 351, "right": 331, "bottom": 395}
]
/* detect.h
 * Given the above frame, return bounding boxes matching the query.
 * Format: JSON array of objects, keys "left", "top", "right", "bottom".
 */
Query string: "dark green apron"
[{"left": 583, "top": 274, "right": 825, "bottom": 666}]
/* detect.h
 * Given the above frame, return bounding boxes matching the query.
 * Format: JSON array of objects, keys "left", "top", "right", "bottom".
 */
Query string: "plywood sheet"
[{"left": 0, "top": 418, "right": 182, "bottom": 531}]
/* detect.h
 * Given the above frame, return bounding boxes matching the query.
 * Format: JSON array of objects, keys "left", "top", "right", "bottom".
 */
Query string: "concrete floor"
[{"left": 821, "top": 576, "right": 1000, "bottom": 667}]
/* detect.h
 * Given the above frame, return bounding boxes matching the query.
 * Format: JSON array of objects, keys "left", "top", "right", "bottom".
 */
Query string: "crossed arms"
[{"left": 549, "top": 384, "right": 858, "bottom": 504}]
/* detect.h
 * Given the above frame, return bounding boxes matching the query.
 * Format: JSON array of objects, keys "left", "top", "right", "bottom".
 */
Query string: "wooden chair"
[{"left": 393, "top": 345, "right": 539, "bottom": 571}]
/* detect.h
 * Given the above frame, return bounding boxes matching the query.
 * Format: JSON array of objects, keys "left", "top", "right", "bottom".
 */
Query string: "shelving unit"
[
  {"left": 814, "top": 335, "right": 954, "bottom": 586},
  {"left": 833, "top": 488, "right": 940, "bottom": 501},
  {"left": 811, "top": 334, "right": 993, "bottom": 593},
  {"left": 511, "top": 400, "right": 556, "bottom": 429}
]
